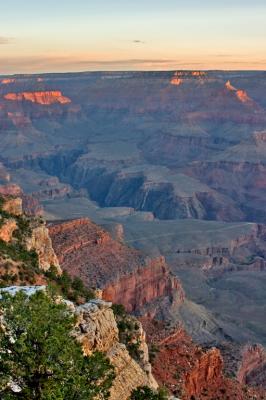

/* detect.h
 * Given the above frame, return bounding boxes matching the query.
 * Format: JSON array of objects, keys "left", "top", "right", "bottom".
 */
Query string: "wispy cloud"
[
  {"left": 0, "top": 36, "right": 13, "bottom": 45},
  {"left": 0, "top": 54, "right": 266, "bottom": 74},
  {"left": 132, "top": 40, "right": 145, "bottom": 44}
]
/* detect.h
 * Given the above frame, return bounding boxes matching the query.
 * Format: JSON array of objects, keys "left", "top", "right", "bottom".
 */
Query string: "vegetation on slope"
[{"left": 0, "top": 290, "right": 115, "bottom": 399}]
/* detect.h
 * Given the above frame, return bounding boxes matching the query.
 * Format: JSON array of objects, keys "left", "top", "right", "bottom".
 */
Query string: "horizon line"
[{"left": 1, "top": 68, "right": 266, "bottom": 77}]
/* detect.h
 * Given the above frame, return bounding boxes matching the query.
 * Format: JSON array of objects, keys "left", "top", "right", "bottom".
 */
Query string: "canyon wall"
[{"left": 49, "top": 218, "right": 184, "bottom": 315}]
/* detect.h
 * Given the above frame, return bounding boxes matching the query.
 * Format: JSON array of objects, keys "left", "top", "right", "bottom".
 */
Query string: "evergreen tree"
[
  {"left": 0, "top": 291, "right": 115, "bottom": 399},
  {"left": 130, "top": 386, "right": 168, "bottom": 400}
]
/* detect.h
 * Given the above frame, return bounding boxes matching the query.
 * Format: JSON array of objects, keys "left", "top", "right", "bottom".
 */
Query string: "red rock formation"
[
  {"left": 1, "top": 78, "right": 15, "bottom": 84},
  {"left": 170, "top": 77, "right": 182, "bottom": 86},
  {"left": 225, "top": 80, "right": 255, "bottom": 106},
  {"left": 4, "top": 91, "right": 71, "bottom": 105},
  {"left": 102, "top": 256, "right": 184, "bottom": 313},
  {"left": 49, "top": 218, "right": 184, "bottom": 314},
  {"left": 191, "top": 71, "right": 206, "bottom": 76},
  {"left": 236, "top": 90, "right": 253, "bottom": 105},
  {"left": 141, "top": 319, "right": 266, "bottom": 400},
  {"left": 0, "top": 219, "right": 17, "bottom": 242},
  {"left": 0, "top": 184, "right": 22, "bottom": 197},
  {"left": 237, "top": 344, "right": 266, "bottom": 388}
]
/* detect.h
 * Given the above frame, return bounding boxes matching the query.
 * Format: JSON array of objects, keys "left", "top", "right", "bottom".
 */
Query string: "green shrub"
[
  {"left": 130, "top": 386, "right": 168, "bottom": 400},
  {"left": 0, "top": 291, "right": 115, "bottom": 399}
]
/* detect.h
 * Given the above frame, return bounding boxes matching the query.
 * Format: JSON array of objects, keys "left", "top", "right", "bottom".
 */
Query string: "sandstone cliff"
[
  {"left": 0, "top": 219, "right": 17, "bottom": 243},
  {"left": 0, "top": 185, "right": 61, "bottom": 276},
  {"left": 74, "top": 299, "right": 158, "bottom": 400},
  {"left": 26, "top": 225, "right": 61, "bottom": 273},
  {"left": 49, "top": 218, "right": 184, "bottom": 316}
]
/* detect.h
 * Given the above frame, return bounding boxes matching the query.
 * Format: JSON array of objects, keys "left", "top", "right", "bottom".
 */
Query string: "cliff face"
[
  {"left": 49, "top": 218, "right": 184, "bottom": 315},
  {"left": 102, "top": 257, "right": 184, "bottom": 314},
  {"left": 142, "top": 319, "right": 266, "bottom": 400},
  {"left": 74, "top": 299, "right": 158, "bottom": 400},
  {"left": 0, "top": 184, "right": 61, "bottom": 276},
  {"left": 237, "top": 344, "right": 266, "bottom": 389},
  {"left": 4, "top": 91, "right": 71, "bottom": 105},
  {"left": 26, "top": 225, "right": 61, "bottom": 273},
  {"left": 0, "top": 219, "right": 17, "bottom": 242}
]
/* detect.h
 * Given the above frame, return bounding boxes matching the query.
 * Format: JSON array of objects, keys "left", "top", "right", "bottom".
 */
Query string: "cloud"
[
  {"left": 75, "top": 58, "right": 175, "bottom": 66},
  {"left": 0, "top": 36, "right": 13, "bottom": 45},
  {"left": 0, "top": 54, "right": 266, "bottom": 74},
  {"left": 132, "top": 40, "right": 145, "bottom": 44}
]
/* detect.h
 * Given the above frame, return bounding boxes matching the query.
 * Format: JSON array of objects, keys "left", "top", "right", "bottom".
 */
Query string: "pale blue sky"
[{"left": 1, "top": 0, "right": 266, "bottom": 73}]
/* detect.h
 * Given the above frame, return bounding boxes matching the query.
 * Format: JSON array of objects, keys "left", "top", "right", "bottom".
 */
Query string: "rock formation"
[
  {"left": 142, "top": 319, "right": 266, "bottom": 400},
  {"left": 49, "top": 218, "right": 184, "bottom": 315},
  {"left": 0, "top": 219, "right": 17, "bottom": 243},
  {"left": 26, "top": 225, "right": 61, "bottom": 273},
  {"left": 237, "top": 344, "right": 266, "bottom": 388},
  {"left": 2, "top": 197, "right": 22, "bottom": 216},
  {"left": 4, "top": 91, "right": 71, "bottom": 105},
  {"left": 74, "top": 299, "right": 158, "bottom": 400},
  {"left": 1, "top": 78, "right": 15, "bottom": 84}
]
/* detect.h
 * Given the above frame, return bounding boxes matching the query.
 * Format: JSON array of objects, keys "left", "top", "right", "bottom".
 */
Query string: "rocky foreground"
[{"left": 0, "top": 185, "right": 265, "bottom": 399}]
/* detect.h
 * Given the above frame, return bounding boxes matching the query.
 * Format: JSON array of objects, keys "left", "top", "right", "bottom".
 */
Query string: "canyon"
[
  {"left": 1, "top": 187, "right": 266, "bottom": 398},
  {"left": 0, "top": 70, "right": 266, "bottom": 395}
]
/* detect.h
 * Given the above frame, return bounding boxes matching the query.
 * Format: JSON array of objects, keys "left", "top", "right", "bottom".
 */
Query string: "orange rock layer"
[
  {"left": 1, "top": 78, "right": 15, "bottom": 84},
  {"left": 4, "top": 91, "right": 71, "bottom": 105},
  {"left": 49, "top": 218, "right": 184, "bottom": 314},
  {"left": 141, "top": 319, "right": 266, "bottom": 400}
]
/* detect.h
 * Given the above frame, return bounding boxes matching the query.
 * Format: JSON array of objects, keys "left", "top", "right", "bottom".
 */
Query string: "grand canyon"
[{"left": 0, "top": 70, "right": 266, "bottom": 399}]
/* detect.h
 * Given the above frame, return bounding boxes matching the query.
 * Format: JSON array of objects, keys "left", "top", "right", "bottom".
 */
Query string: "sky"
[{"left": 0, "top": 0, "right": 266, "bottom": 74}]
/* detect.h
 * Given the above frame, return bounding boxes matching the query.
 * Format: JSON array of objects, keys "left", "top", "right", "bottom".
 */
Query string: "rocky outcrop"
[
  {"left": 0, "top": 184, "right": 22, "bottom": 197},
  {"left": 0, "top": 219, "right": 17, "bottom": 242},
  {"left": 74, "top": 299, "right": 158, "bottom": 400},
  {"left": 26, "top": 225, "right": 61, "bottom": 273},
  {"left": 225, "top": 80, "right": 256, "bottom": 107},
  {"left": 49, "top": 218, "right": 184, "bottom": 315},
  {"left": 2, "top": 197, "right": 22, "bottom": 216},
  {"left": 1, "top": 78, "right": 15, "bottom": 85},
  {"left": 142, "top": 319, "right": 266, "bottom": 400},
  {"left": 0, "top": 287, "right": 158, "bottom": 400},
  {"left": 4, "top": 91, "right": 71, "bottom": 105},
  {"left": 184, "top": 348, "right": 223, "bottom": 398},
  {"left": 170, "top": 74, "right": 182, "bottom": 86},
  {"left": 0, "top": 183, "right": 43, "bottom": 216},
  {"left": 237, "top": 344, "right": 266, "bottom": 388},
  {"left": 21, "top": 194, "right": 43, "bottom": 216}
]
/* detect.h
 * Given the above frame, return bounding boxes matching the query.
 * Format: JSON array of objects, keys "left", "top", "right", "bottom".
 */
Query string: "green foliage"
[
  {"left": 149, "top": 343, "right": 159, "bottom": 363},
  {"left": 45, "top": 269, "right": 95, "bottom": 304},
  {"left": 0, "top": 240, "right": 39, "bottom": 272},
  {"left": 0, "top": 195, "right": 5, "bottom": 209},
  {"left": 111, "top": 303, "right": 126, "bottom": 317},
  {"left": 13, "top": 215, "right": 32, "bottom": 241},
  {"left": 0, "top": 291, "right": 115, "bottom": 399},
  {"left": 130, "top": 386, "right": 168, "bottom": 400},
  {"left": 112, "top": 304, "right": 143, "bottom": 362}
]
